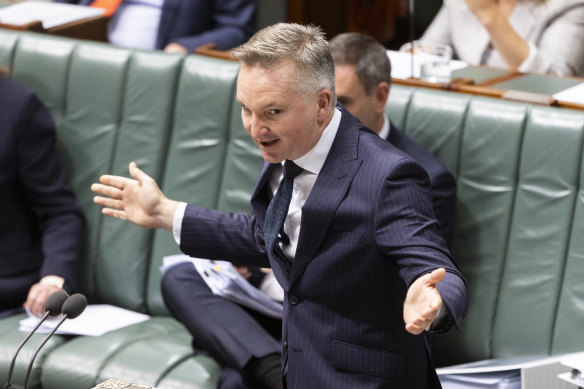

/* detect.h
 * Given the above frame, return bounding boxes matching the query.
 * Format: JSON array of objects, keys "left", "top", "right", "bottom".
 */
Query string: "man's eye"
[{"left": 268, "top": 109, "right": 281, "bottom": 115}]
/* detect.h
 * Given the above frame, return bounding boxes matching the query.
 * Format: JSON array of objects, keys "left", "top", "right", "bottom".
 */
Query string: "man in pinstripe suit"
[{"left": 92, "top": 23, "right": 469, "bottom": 388}]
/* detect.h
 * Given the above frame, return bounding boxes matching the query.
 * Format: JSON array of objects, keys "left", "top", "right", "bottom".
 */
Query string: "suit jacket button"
[{"left": 289, "top": 295, "right": 298, "bottom": 305}]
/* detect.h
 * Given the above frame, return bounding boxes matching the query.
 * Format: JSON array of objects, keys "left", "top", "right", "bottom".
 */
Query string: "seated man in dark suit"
[
  {"left": 0, "top": 75, "right": 85, "bottom": 319},
  {"left": 329, "top": 32, "right": 457, "bottom": 240},
  {"left": 55, "top": 0, "right": 256, "bottom": 53}
]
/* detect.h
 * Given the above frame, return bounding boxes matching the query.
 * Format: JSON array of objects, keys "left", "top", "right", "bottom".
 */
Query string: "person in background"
[
  {"left": 329, "top": 32, "right": 457, "bottom": 241},
  {"left": 91, "top": 23, "right": 468, "bottom": 387},
  {"left": 55, "top": 0, "right": 257, "bottom": 53},
  {"left": 420, "top": 0, "right": 584, "bottom": 76},
  {"left": 161, "top": 262, "right": 283, "bottom": 388},
  {"left": 0, "top": 75, "right": 85, "bottom": 319}
]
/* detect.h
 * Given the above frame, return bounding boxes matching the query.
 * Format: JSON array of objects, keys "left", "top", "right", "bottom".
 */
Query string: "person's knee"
[{"left": 161, "top": 262, "right": 190, "bottom": 300}]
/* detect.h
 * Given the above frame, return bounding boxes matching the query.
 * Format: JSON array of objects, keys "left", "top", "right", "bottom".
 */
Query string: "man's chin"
[{"left": 262, "top": 154, "right": 285, "bottom": 164}]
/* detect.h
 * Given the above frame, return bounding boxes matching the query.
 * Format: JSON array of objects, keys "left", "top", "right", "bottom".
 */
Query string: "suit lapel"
[
  {"left": 289, "top": 107, "right": 362, "bottom": 287},
  {"left": 250, "top": 161, "right": 276, "bottom": 228}
]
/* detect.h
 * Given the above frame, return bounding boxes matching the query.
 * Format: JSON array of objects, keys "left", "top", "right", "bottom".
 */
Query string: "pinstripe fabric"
[{"left": 180, "top": 106, "right": 468, "bottom": 388}]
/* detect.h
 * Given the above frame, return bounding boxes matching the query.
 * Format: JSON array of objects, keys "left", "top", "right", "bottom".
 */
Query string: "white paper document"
[
  {"left": 552, "top": 82, "right": 584, "bottom": 105},
  {"left": 19, "top": 304, "right": 150, "bottom": 336},
  {"left": 438, "top": 354, "right": 579, "bottom": 389},
  {"left": 162, "top": 254, "right": 283, "bottom": 319},
  {"left": 0, "top": 1, "right": 104, "bottom": 29},
  {"left": 558, "top": 352, "right": 584, "bottom": 387}
]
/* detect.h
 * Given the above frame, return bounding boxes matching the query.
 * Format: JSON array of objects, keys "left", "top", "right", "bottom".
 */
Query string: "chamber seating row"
[{"left": 0, "top": 29, "right": 583, "bottom": 388}]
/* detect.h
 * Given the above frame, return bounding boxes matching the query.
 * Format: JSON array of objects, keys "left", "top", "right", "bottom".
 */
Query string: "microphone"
[
  {"left": 21, "top": 293, "right": 87, "bottom": 389},
  {"left": 4, "top": 290, "right": 69, "bottom": 389}
]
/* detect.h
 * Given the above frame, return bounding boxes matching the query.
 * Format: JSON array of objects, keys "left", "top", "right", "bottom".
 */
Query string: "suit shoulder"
[
  {"left": 0, "top": 76, "right": 40, "bottom": 113},
  {"left": 388, "top": 127, "right": 454, "bottom": 183}
]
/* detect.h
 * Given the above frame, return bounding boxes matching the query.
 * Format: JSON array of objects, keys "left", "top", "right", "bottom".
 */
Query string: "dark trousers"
[{"left": 161, "top": 262, "right": 281, "bottom": 389}]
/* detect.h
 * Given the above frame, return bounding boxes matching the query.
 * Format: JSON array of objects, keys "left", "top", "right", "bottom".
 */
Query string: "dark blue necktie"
[{"left": 264, "top": 160, "right": 303, "bottom": 269}]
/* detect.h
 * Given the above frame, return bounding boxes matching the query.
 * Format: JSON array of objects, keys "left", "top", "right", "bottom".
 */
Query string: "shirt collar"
[
  {"left": 292, "top": 107, "right": 342, "bottom": 175},
  {"left": 378, "top": 113, "right": 390, "bottom": 140}
]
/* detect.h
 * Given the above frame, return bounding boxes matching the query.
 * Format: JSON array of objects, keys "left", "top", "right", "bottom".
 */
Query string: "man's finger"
[
  {"left": 93, "top": 195, "right": 124, "bottom": 210},
  {"left": 99, "top": 174, "right": 134, "bottom": 189},
  {"left": 91, "top": 183, "right": 123, "bottom": 198},
  {"left": 102, "top": 207, "right": 128, "bottom": 220},
  {"left": 426, "top": 268, "right": 446, "bottom": 286},
  {"left": 129, "top": 162, "right": 148, "bottom": 182}
]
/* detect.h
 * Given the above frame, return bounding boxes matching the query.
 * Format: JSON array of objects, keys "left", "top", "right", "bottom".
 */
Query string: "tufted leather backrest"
[
  {"left": 2, "top": 28, "right": 583, "bottom": 368},
  {"left": 388, "top": 85, "right": 584, "bottom": 365}
]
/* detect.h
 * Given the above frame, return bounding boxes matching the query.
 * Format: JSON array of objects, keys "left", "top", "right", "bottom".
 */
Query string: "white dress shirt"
[
  {"left": 172, "top": 107, "right": 342, "bottom": 257},
  {"left": 108, "top": 0, "right": 164, "bottom": 50}
]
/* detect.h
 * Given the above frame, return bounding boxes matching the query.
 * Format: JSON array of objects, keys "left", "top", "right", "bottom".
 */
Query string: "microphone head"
[
  {"left": 61, "top": 293, "right": 87, "bottom": 319},
  {"left": 44, "top": 290, "right": 69, "bottom": 316}
]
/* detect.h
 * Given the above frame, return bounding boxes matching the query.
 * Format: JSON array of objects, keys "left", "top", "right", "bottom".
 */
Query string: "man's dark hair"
[{"left": 329, "top": 32, "right": 392, "bottom": 95}]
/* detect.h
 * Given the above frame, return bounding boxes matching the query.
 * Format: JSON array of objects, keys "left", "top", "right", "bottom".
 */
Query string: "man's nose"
[{"left": 249, "top": 114, "right": 265, "bottom": 137}]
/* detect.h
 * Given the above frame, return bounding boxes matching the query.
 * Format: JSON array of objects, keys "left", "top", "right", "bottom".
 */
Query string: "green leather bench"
[{"left": 0, "top": 29, "right": 583, "bottom": 388}]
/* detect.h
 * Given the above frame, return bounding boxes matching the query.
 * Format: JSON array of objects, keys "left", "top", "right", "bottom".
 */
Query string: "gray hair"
[
  {"left": 328, "top": 32, "right": 391, "bottom": 95},
  {"left": 232, "top": 23, "right": 336, "bottom": 105}
]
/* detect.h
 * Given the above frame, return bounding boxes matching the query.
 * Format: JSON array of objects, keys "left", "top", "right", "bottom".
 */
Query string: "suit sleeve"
[
  {"left": 16, "top": 93, "right": 85, "bottom": 291},
  {"left": 172, "top": 0, "right": 256, "bottom": 51},
  {"left": 179, "top": 204, "right": 271, "bottom": 268},
  {"left": 374, "top": 157, "right": 468, "bottom": 330},
  {"left": 431, "top": 169, "right": 457, "bottom": 242}
]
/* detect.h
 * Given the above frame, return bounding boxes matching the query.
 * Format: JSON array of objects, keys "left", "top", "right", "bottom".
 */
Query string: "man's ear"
[
  {"left": 316, "top": 88, "right": 333, "bottom": 125},
  {"left": 374, "top": 82, "right": 390, "bottom": 115}
]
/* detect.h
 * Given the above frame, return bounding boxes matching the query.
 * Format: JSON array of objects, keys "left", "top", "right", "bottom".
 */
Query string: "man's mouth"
[{"left": 260, "top": 139, "right": 279, "bottom": 147}]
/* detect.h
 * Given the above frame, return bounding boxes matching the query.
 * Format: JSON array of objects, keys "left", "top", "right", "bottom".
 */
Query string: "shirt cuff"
[
  {"left": 40, "top": 275, "right": 65, "bottom": 289},
  {"left": 518, "top": 41, "right": 538, "bottom": 73},
  {"left": 173, "top": 202, "right": 187, "bottom": 245}
]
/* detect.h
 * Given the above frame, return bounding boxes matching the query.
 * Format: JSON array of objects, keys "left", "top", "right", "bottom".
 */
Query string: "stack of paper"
[
  {"left": 162, "top": 254, "right": 283, "bottom": 319},
  {"left": 437, "top": 355, "right": 578, "bottom": 389},
  {"left": 19, "top": 305, "right": 150, "bottom": 336},
  {"left": 558, "top": 352, "right": 584, "bottom": 387},
  {"left": 0, "top": 1, "right": 104, "bottom": 29},
  {"left": 552, "top": 83, "right": 584, "bottom": 105}
]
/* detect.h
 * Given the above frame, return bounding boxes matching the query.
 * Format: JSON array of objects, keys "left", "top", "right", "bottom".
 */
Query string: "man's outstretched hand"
[
  {"left": 91, "top": 162, "right": 178, "bottom": 232},
  {"left": 403, "top": 268, "right": 445, "bottom": 335}
]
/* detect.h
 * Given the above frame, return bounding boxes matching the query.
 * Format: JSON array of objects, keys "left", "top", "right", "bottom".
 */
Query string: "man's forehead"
[{"left": 237, "top": 63, "right": 299, "bottom": 99}]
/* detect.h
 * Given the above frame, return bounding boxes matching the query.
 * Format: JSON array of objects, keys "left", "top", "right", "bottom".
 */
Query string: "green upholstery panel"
[
  {"left": 0, "top": 29, "right": 17, "bottom": 71},
  {"left": 41, "top": 318, "right": 219, "bottom": 389},
  {"left": 554, "top": 125, "right": 584, "bottom": 354},
  {"left": 493, "top": 107, "right": 584, "bottom": 357},
  {"left": 156, "top": 355, "right": 221, "bottom": 389},
  {"left": 385, "top": 85, "right": 414, "bottom": 130},
  {"left": 403, "top": 89, "right": 470, "bottom": 175},
  {"left": 431, "top": 98, "right": 528, "bottom": 366},
  {"left": 216, "top": 93, "right": 264, "bottom": 213},
  {"left": 96, "top": 51, "right": 183, "bottom": 312},
  {"left": 59, "top": 43, "right": 131, "bottom": 302},
  {"left": 11, "top": 34, "right": 76, "bottom": 128},
  {"left": 0, "top": 314, "right": 66, "bottom": 389},
  {"left": 146, "top": 55, "right": 241, "bottom": 315}
]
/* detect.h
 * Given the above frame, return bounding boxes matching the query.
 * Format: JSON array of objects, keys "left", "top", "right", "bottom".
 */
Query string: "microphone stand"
[
  {"left": 21, "top": 315, "right": 68, "bottom": 389},
  {"left": 4, "top": 311, "right": 52, "bottom": 389},
  {"left": 409, "top": 0, "right": 415, "bottom": 78}
]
